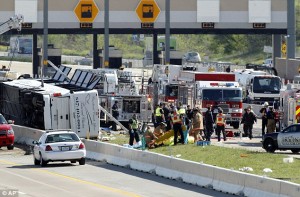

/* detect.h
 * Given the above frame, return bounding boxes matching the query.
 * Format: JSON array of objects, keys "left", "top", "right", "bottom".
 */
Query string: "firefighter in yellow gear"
[{"left": 215, "top": 108, "right": 227, "bottom": 142}]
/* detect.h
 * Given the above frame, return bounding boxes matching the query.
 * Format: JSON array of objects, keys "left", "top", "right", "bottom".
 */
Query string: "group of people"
[
  {"left": 240, "top": 101, "right": 278, "bottom": 139},
  {"left": 144, "top": 102, "right": 229, "bottom": 148},
  {"left": 259, "top": 102, "right": 277, "bottom": 135}
]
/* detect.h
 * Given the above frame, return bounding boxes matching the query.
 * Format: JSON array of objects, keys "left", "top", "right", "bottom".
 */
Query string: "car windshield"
[
  {"left": 0, "top": 114, "right": 8, "bottom": 124},
  {"left": 45, "top": 133, "right": 80, "bottom": 143},
  {"left": 189, "top": 52, "right": 198, "bottom": 57},
  {"left": 253, "top": 77, "right": 281, "bottom": 93},
  {"left": 202, "top": 89, "right": 242, "bottom": 102},
  {"left": 283, "top": 125, "right": 300, "bottom": 133}
]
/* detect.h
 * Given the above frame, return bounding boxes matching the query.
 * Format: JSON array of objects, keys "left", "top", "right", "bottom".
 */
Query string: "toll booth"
[
  {"left": 159, "top": 51, "right": 184, "bottom": 65},
  {"left": 99, "top": 46, "right": 123, "bottom": 69},
  {"left": 38, "top": 44, "right": 62, "bottom": 77}
]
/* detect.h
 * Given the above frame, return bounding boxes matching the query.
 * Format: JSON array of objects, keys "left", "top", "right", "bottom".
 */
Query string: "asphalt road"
[{"left": 0, "top": 146, "right": 234, "bottom": 197}]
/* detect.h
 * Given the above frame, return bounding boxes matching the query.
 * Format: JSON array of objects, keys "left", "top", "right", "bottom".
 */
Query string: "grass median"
[{"left": 109, "top": 134, "right": 300, "bottom": 184}]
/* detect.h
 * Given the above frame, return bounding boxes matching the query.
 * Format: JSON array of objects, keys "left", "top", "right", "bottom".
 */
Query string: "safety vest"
[
  {"left": 172, "top": 112, "right": 182, "bottom": 124},
  {"left": 131, "top": 119, "right": 138, "bottom": 129},
  {"left": 155, "top": 107, "right": 162, "bottom": 117},
  {"left": 216, "top": 113, "right": 225, "bottom": 126},
  {"left": 178, "top": 108, "right": 186, "bottom": 115}
]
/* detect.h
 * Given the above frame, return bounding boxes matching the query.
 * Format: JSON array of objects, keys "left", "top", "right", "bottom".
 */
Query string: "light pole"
[{"left": 284, "top": 35, "right": 289, "bottom": 81}]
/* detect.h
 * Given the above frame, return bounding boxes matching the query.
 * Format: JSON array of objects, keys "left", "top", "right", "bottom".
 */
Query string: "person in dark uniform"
[
  {"left": 260, "top": 102, "right": 269, "bottom": 137},
  {"left": 112, "top": 101, "right": 119, "bottom": 131},
  {"left": 241, "top": 107, "right": 257, "bottom": 139},
  {"left": 204, "top": 105, "right": 214, "bottom": 141},
  {"left": 154, "top": 103, "right": 165, "bottom": 128},
  {"left": 128, "top": 114, "right": 140, "bottom": 146},
  {"left": 185, "top": 105, "right": 193, "bottom": 130},
  {"left": 162, "top": 103, "right": 171, "bottom": 131}
]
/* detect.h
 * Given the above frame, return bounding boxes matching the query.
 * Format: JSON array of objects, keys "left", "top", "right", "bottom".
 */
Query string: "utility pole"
[
  {"left": 165, "top": 0, "right": 170, "bottom": 65},
  {"left": 104, "top": 0, "right": 109, "bottom": 67},
  {"left": 42, "top": 0, "right": 48, "bottom": 87}
]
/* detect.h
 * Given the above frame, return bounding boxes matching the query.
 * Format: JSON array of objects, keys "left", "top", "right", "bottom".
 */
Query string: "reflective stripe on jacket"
[
  {"left": 172, "top": 112, "right": 182, "bottom": 124},
  {"left": 216, "top": 113, "right": 225, "bottom": 126},
  {"left": 155, "top": 108, "right": 162, "bottom": 117},
  {"left": 131, "top": 119, "right": 138, "bottom": 129},
  {"left": 178, "top": 108, "right": 186, "bottom": 115}
]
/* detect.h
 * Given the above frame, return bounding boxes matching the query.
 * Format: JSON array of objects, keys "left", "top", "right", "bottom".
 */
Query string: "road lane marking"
[{"left": 0, "top": 160, "right": 140, "bottom": 197}]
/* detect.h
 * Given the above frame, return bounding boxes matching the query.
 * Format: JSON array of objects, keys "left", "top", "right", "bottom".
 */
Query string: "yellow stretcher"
[{"left": 154, "top": 130, "right": 175, "bottom": 145}]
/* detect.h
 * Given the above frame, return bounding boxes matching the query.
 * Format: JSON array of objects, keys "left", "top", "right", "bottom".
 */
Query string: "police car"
[{"left": 262, "top": 124, "right": 300, "bottom": 153}]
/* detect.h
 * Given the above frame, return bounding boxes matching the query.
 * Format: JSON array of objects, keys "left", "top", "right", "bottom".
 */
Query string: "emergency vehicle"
[
  {"left": 0, "top": 67, "right": 100, "bottom": 138},
  {"left": 195, "top": 81, "right": 243, "bottom": 129},
  {"left": 150, "top": 66, "right": 243, "bottom": 128},
  {"left": 279, "top": 83, "right": 300, "bottom": 128},
  {"left": 262, "top": 123, "right": 300, "bottom": 153},
  {"left": 234, "top": 69, "right": 282, "bottom": 105},
  {"left": 75, "top": 68, "right": 153, "bottom": 126}
]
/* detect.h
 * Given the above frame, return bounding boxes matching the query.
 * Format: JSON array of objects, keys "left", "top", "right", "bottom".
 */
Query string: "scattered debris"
[
  {"left": 263, "top": 168, "right": 273, "bottom": 173},
  {"left": 283, "top": 157, "right": 294, "bottom": 163},
  {"left": 240, "top": 154, "right": 248, "bottom": 157},
  {"left": 239, "top": 167, "right": 253, "bottom": 172}
]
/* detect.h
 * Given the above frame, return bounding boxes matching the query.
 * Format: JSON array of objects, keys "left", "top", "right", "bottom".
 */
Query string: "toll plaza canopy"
[{"left": 0, "top": 0, "right": 288, "bottom": 34}]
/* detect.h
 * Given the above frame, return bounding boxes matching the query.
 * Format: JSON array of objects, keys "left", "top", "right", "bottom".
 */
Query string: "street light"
[{"left": 284, "top": 35, "right": 290, "bottom": 81}]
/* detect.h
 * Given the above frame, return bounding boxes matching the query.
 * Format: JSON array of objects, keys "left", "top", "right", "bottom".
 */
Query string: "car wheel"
[
  {"left": 39, "top": 153, "right": 47, "bottom": 167},
  {"left": 79, "top": 158, "right": 85, "bottom": 165},
  {"left": 264, "top": 139, "right": 276, "bottom": 153},
  {"left": 291, "top": 149, "right": 300, "bottom": 154},
  {"left": 232, "top": 123, "right": 239, "bottom": 129},
  {"left": 34, "top": 156, "right": 40, "bottom": 165},
  {"left": 7, "top": 145, "right": 14, "bottom": 150}
]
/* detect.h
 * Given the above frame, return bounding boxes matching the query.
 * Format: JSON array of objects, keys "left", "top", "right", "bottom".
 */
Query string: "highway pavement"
[{"left": 0, "top": 145, "right": 234, "bottom": 197}]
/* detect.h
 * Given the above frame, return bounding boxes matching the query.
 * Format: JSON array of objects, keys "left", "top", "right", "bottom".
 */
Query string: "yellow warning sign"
[
  {"left": 74, "top": 0, "right": 99, "bottom": 23},
  {"left": 136, "top": 0, "right": 160, "bottom": 23},
  {"left": 281, "top": 42, "right": 287, "bottom": 55}
]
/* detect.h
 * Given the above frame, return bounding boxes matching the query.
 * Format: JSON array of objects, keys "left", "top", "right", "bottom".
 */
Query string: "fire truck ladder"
[{"left": 98, "top": 105, "right": 129, "bottom": 133}]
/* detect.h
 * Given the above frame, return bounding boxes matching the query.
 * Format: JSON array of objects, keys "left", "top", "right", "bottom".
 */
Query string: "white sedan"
[{"left": 33, "top": 131, "right": 86, "bottom": 167}]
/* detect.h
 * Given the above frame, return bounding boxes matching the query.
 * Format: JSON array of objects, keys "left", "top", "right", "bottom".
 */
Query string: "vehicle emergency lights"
[
  {"left": 52, "top": 93, "right": 62, "bottom": 97},
  {"left": 209, "top": 82, "right": 235, "bottom": 87}
]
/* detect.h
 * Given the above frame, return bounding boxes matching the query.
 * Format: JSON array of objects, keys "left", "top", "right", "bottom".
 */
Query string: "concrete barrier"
[
  {"left": 13, "top": 129, "right": 300, "bottom": 197},
  {"left": 244, "top": 175, "right": 282, "bottom": 197},
  {"left": 171, "top": 159, "right": 214, "bottom": 187},
  {"left": 280, "top": 181, "right": 300, "bottom": 197},
  {"left": 13, "top": 125, "right": 45, "bottom": 145},
  {"left": 212, "top": 167, "right": 246, "bottom": 195},
  {"left": 129, "top": 150, "right": 158, "bottom": 173}
]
